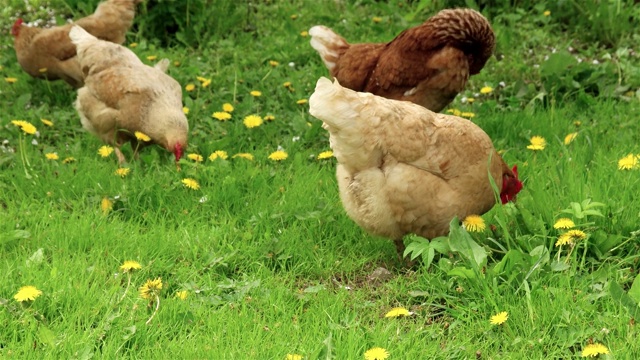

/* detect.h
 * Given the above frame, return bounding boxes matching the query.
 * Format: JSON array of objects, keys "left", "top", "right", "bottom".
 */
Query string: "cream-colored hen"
[
  {"left": 69, "top": 25, "right": 188, "bottom": 165},
  {"left": 308, "top": 77, "right": 522, "bottom": 259}
]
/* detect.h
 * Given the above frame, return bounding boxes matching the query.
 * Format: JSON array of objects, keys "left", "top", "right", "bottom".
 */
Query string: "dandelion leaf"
[{"left": 447, "top": 218, "right": 487, "bottom": 269}]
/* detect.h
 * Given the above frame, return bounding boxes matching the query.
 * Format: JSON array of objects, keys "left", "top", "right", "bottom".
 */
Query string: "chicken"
[
  {"left": 11, "top": 0, "right": 143, "bottom": 88},
  {"left": 309, "top": 8, "right": 495, "bottom": 112},
  {"left": 308, "top": 77, "right": 522, "bottom": 259},
  {"left": 69, "top": 25, "right": 188, "bottom": 166}
]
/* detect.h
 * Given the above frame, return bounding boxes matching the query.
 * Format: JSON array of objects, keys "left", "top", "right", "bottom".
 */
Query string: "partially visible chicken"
[
  {"left": 69, "top": 25, "right": 188, "bottom": 166},
  {"left": 309, "top": 8, "right": 495, "bottom": 112},
  {"left": 11, "top": 0, "right": 143, "bottom": 88},
  {"left": 308, "top": 77, "right": 522, "bottom": 259}
]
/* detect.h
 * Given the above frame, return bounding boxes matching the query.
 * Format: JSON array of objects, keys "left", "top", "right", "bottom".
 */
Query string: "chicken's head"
[
  {"left": 11, "top": 18, "right": 23, "bottom": 37},
  {"left": 173, "top": 142, "right": 184, "bottom": 162},
  {"left": 500, "top": 165, "right": 523, "bottom": 204}
]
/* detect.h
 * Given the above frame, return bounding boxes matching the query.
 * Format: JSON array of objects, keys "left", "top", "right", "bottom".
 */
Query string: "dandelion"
[
  {"left": 98, "top": 145, "right": 114, "bottom": 157},
  {"left": 290, "top": 14, "right": 298, "bottom": 20},
  {"left": 232, "top": 153, "right": 254, "bottom": 160},
  {"left": 283, "top": 81, "right": 293, "bottom": 89},
  {"left": 269, "top": 150, "right": 288, "bottom": 161},
  {"left": 183, "top": 106, "right": 190, "bottom": 115},
  {"left": 209, "top": 150, "right": 228, "bottom": 161},
  {"left": 62, "top": 157, "right": 76, "bottom": 164},
  {"left": 222, "top": 103, "right": 234, "bottom": 112},
  {"left": 564, "top": 132, "right": 578, "bottom": 145},
  {"left": 574, "top": 120, "right": 582, "bottom": 127},
  {"left": 134, "top": 131, "right": 151, "bottom": 142},
  {"left": 5, "top": 77, "right": 18, "bottom": 84},
  {"left": 364, "top": 347, "right": 389, "bottom": 360},
  {"left": 463, "top": 215, "right": 486, "bottom": 232},
  {"left": 527, "top": 136, "right": 546, "bottom": 151},
  {"left": 263, "top": 115, "right": 275, "bottom": 121},
  {"left": 556, "top": 229, "right": 587, "bottom": 247},
  {"left": 581, "top": 343, "right": 609, "bottom": 357},
  {"left": 460, "top": 112, "right": 476, "bottom": 118},
  {"left": 466, "top": 97, "right": 475, "bottom": 103},
  {"left": 250, "top": 90, "right": 262, "bottom": 97},
  {"left": 618, "top": 154, "right": 639, "bottom": 170},
  {"left": 372, "top": 16, "right": 382, "bottom": 23},
  {"left": 101, "top": 197, "right": 113, "bottom": 214},
  {"left": 244, "top": 114, "right": 263, "bottom": 128},
  {"left": 202, "top": 79, "right": 211, "bottom": 88},
  {"left": 173, "top": 61, "right": 181, "bottom": 67},
  {"left": 296, "top": 99, "right": 308, "bottom": 105},
  {"left": 182, "top": 178, "right": 200, "bottom": 190},
  {"left": 139, "top": 278, "right": 163, "bottom": 300},
  {"left": 317, "top": 150, "right": 334, "bottom": 160},
  {"left": 45, "top": 152, "right": 59, "bottom": 160},
  {"left": 14, "top": 286, "right": 43, "bottom": 302},
  {"left": 120, "top": 260, "right": 142, "bottom": 272},
  {"left": 300, "top": 31, "right": 308, "bottom": 37},
  {"left": 212, "top": 112, "right": 232, "bottom": 121},
  {"left": 543, "top": 10, "right": 551, "bottom": 16},
  {"left": 187, "top": 153, "right": 203, "bottom": 162},
  {"left": 12, "top": 120, "right": 37, "bottom": 135},
  {"left": 553, "top": 218, "right": 575, "bottom": 229},
  {"left": 115, "top": 167, "right": 131, "bottom": 178},
  {"left": 196, "top": 76, "right": 208, "bottom": 82},
  {"left": 385, "top": 307, "right": 413, "bottom": 318},
  {"left": 446, "top": 109, "right": 462, "bottom": 116},
  {"left": 480, "top": 86, "right": 493, "bottom": 94},
  {"left": 286, "top": 355, "right": 302, "bottom": 360},
  {"left": 185, "top": 83, "right": 196, "bottom": 92},
  {"left": 490, "top": 311, "right": 508, "bottom": 325},
  {"left": 146, "top": 55, "right": 157, "bottom": 61},
  {"left": 40, "top": 119, "right": 53, "bottom": 127},
  {"left": 269, "top": 60, "right": 279, "bottom": 67},
  {"left": 176, "top": 290, "right": 188, "bottom": 300},
  {"left": 129, "top": 42, "right": 138, "bottom": 48}
]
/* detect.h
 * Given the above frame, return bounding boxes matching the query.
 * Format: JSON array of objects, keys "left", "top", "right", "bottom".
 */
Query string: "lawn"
[{"left": 1, "top": 0, "right": 639, "bottom": 359}]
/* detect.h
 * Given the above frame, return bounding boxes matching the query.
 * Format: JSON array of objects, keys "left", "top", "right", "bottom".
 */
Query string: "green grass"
[{"left": 1, "top": 1, "right": 640, "bottom": 358}]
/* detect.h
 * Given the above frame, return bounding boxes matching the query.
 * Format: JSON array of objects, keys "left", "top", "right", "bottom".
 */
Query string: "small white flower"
[
  {"left": 292, "top": 136, "right": 300, "bottom": 142},
  {"left": 499, "top": 81, "right": 506, "bottom": 87},
  {"left": 31, "top": 139, "right": 38, "bottom": 145},
  {"left": 288, "top": 62, "right": 295, "bottom": 68},
  {"left": 199, "top": 196, "right": 208, "bottom": 203},
  {"left": 592, "top": 59, "right": 600, "bottom": 65}
]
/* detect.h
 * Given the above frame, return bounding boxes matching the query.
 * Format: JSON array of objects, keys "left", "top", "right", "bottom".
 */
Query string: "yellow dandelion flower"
[
  {"left": 196, "top": 76, "right": 208, "bottom": 83},
  {"left": 269, "top": 60, "right": 279, "bottom": 67},
  {"left": 212, "top": 111, "right": 232, "bottom": 121},
  {"left": 244, "top": 114, "right": 264, "bottom": 128},
  {"left": 185, "top": 83, "right": 196, "bottom": 92},
  {"left": 62, "top": 157, "right": 76, "bottom": 164},
  {"left": 463, "top": 215, "right": 486, "bottom": 232},
  {"left": 146, "top": 55, "right": 157, "bottom": 61},
  {"left": 12, "top": 120, "right": 37, "bottom": 135},
  {"left": 317, "top": 150, "right": 334, "bottom": 160},
  {"left": 250, "top": 90, "right": 262, "bottom": 97},
  {"left": 202, "top": 79, "right": 211, "bottom": 88},
  {"left": 564, "top": 132, "right": 578, "bottom": 145},
  {"left": 39, "top": 68, "right": 47, "bottom": 73},
  {"left": 101, "top": 197, "right": 113, "bottom": 214},
  {"left": 446, "top": 109, "right": 462, "bottom": 116},
  {"left": 466, "top": 97, "right": 475, "bottom": 103},
  {"left": 268, "top": 150, "right": 288, "bottom": 161},
  {"left": 222, "top": 103, "right": 234, "bottom": 112},
  {"left": 129, "top": 42, "right": 138, "bottom": 48},
  {"left": 581, "top": 343, "right": 609, "bottom": 357},
  {"left": 187, "top": 153, "right": 203, "bottom": 162},
  {"left": 115, "top": 168, "right": 131, "bottom": 178},
  {"left": 461, "top": 112, "right": 476, "bottom": 118},
  {"left": 98, "top": 145, "right": 114, "bottom": 157},
  {"left": 296, "top": 99, "right": 308, "bottom": 105},
  {"left": 480, "top": 86, "right": 494, "bottom": 94},
  {"left": 372, "top": 16, "right": 382, "bottom": 23},
  {"left": 263, "top": 115, "right": 275, "bottom": 121},
  {"left": 555, "top": 229, "right": 587, "bottom": 247},
  {"left": 290, "top": 14, "right": 298, "bottom": 20},
  {"left": 553, "top": 218, "right": 575, "bottom": 229},
  {"left": 5, "top": 77, "right": 18, "bottom": 84},
  {"left": 574, "top": 120, "right": 582, "bottom": 127},
  {"left": 300, "top": 31, "right": 308, "bottom": 37},
  {"left": 181, "top": 178, "right": 200, "bottom": 190},
  {"left": 209, "top": 150, "right": 229, "bottom": 161},
  {"left": 283, "top": 81, "right": 292, "bottom": 88},
  {"left": 286, "top": 355, "right": 302, "bottom": 360},
  {"left": 40, "top": 119, "right": 53, "bottom": 127},
  {"left": 490, "top": 311, "right": 508, "bottom": 325},
  {"left": 618, "top": 154, "right": 639, "bottom": 170},
  {"left": 364, "top": 347, "right": 389, "bottom": 360},
  {"left": 385, "top": 307, "right": 413, "bottom": 318},
  {"left": 232, "top": 153, "right": 254, "bottom": 160},
  {"left": 183, "top": 106, "right": 189, "bottom": 115},
  {"left": 176, "top": 290, "right": 188, "bottom": 300},
  {"left": 543, "top": 10, "right": 551, "bottom": 17},
  {"left": 45, "top": 152, "right": 59, "bottom": 160},
  {"left": 120, "top": 260, "right": 142, "bottom": 272},
  {"left": 134, "top": 131, "right": 151, "bottom": 142},
  {"left": 139, "top": 278, "right": 163, "bottom": 300},
  {"left": 173, "top": 61, "right": 181, "bottom": 67},
  {"left": 527, "top": 136, "right": 546, "bottom": 151},
  {"left": 14, "top": 286, "right": 43, "bottom": 302}
]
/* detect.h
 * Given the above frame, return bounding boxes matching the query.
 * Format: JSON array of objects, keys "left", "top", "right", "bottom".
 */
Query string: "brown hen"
[
  {"left": 309, "top": 8, "right": 495, "bottom": 112},
  {"left": 308, "top": 78, "right": 522, "bottom": 259},
  {"left": 11, "top": 0, "right": 143, "bottom": 88}
]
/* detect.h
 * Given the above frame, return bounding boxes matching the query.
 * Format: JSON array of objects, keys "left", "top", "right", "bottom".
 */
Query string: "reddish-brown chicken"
[
  {"left": 70, "top": 25, "right": 188, "bottom": 166},
  {"left": 11, "top": 0, "right": 142, "bottom": 88},
  {"left": 309, "top": 8, "right": 495, "bottom": 112},
  {"left": 309, "top": 78, "right": 522, "bottom": 259}
]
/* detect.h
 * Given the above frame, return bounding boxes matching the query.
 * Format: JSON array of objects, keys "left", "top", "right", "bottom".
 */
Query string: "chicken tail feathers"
[{"left": 309, "top": 26, "right": 350, "bottom": 71}]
